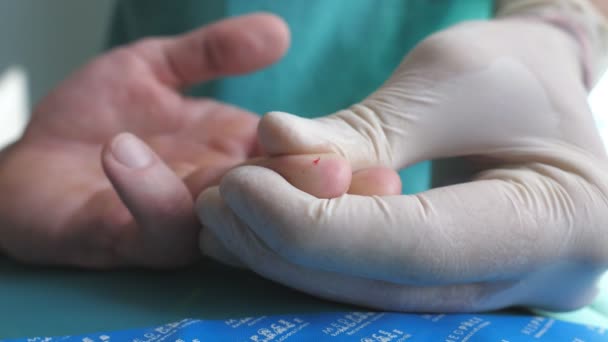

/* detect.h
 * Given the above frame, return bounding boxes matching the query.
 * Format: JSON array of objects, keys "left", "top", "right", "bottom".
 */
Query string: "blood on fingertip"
[{"left": 313, "top": 157, "right": 320, "bottom": 165}]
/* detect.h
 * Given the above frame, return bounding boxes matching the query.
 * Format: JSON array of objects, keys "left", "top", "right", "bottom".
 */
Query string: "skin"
[
  {"left": 0, "top": 13, "right": 399, "bottom": 269},
  {"left": 249, "top": 153, "right": 401, "bottom": 198},
  {"left": 0, "top": 14, "right": 288, "bottom": 268}
]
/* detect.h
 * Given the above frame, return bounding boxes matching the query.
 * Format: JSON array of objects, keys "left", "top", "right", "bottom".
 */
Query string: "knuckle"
[
  {"left": 269, "top": 219, "right": 318, "bottom": 266},
  {"left": 271, "top": 226, "right": 309, "bottom": 263},
  {"left": 109, "top": 39, "right": 169, "bottom": 84},
  {"left": 107, "top": 45, "right": 149, "bottom": 73},
  {"left": 332, "top": 106, "right": 394, "bottom": 167},
  {"left": 131, "top": 37, "right": 164, "bottom": 52},
  {"left": 199, "top": 26, "right": 258, "bottom": 74},
  {"left": 199, "top": 33, "right": 227, "bottom": 74}
]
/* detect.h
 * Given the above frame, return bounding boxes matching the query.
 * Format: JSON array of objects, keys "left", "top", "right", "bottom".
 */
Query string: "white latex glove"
[{"left": 196, "top": 7, "right": 608, "bottom": 311}]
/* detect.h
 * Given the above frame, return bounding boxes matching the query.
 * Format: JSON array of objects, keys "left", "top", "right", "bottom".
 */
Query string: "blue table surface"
[{"left": 0, "top": 257, "right": 352, "bottom": 339}]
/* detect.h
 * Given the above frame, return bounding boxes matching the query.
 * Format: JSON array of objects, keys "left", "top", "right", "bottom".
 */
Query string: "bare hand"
[{"left": 0, "top": 14, "right": 289, "bottom": 268}]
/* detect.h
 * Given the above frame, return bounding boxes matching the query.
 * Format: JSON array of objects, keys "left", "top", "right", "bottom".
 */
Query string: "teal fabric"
[{"left": 107, "top": 0, "right": 495, "bottom": 194}]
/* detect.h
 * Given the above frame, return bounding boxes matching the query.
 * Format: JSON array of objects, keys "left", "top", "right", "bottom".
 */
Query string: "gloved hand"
[{"left": 197, "top": 3, "right": 608, "bottom": 311}]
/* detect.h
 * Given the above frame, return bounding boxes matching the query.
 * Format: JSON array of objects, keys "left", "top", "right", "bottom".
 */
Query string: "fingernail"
[{"left": 111, "top": 133, "right": 153, "bottom": 169}]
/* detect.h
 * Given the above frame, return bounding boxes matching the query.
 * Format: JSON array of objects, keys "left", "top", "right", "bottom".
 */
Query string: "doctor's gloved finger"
[
  {"left": 195, "top": 190, "right": 515, "bottom": 312},
  {"left": 197, "top": 186, "right": 246, "bottom": 268},
  {"left": 217, "top": 165, "right": 587, "bottom": 285},
  {"left": 127, "top": 13, "right": 289, "bottom": 88},
  {"left": 348, "top": 167, "right": 402, "bottom": 196},
  {"left": 196, "top": 186, "right": 253, "bottom": 268},
  {"left": 102, "top": 132, "right": 200, "bottom": 267},
  {"left": 200, "top": 228, "right": 245, "bottom": 268}
]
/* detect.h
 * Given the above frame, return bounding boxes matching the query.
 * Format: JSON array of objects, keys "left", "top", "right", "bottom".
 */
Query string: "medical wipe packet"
[{"left": 7, "top": 311, "right": 607, "bottom": 342}]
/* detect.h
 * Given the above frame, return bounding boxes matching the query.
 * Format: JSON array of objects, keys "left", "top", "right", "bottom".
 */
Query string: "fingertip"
[
  {"left": 349, "top": 167, "right": 402, "bottom": 196},
  {"left": 250, "top": 12, "right": 291, "bottom": 58},
  {"left": 310, "top": 154, "right": 352, "bottom": 198},
  {"left": 256, "top": 153, "right": 352, "bottom": 198},
  {"left": 102, "top": 132, "right": 194, "bottom": 219},
  {"left": 257, "top": 111, "right": 295, "bottom": 154},
  {"left": 224, "top": 13, "right": 290, "bottom": 71},
  {"left": 102, "top": 132, "right": 155, "bottom": 170},
  {"left": 151, "top": 12, "right": 292, "bottom": 88}
]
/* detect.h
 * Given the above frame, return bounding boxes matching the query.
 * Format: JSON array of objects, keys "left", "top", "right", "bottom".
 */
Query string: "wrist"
[
  {"left": 502, "top": 16, "right": 593, "bottom": 87},
  {"left": 495, "top": 0, "right": 608, "bottom": 88}
]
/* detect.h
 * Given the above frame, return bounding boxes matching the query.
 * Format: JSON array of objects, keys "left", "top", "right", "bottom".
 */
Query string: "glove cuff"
[{"left": 496, "top": 0, "right": 608, "bottom": 89}]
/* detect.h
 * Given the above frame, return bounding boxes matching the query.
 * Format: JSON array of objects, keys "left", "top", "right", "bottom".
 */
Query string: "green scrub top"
[{"left": 107, "top": 0, "right": 495, "bottom": 194}]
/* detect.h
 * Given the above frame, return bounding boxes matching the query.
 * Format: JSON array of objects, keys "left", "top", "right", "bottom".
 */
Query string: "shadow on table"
[{"left": 0, "top": 257, "right": 351, "bottom": 339}]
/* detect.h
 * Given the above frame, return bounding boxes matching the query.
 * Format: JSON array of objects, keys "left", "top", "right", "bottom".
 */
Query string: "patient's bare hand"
[{"left": 0, "top": 14, "right": 289, "bottom": 268}]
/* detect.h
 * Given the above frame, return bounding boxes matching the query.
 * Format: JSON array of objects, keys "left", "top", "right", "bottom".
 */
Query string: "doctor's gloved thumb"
[
  {"left": 256, "top": 111, "right": 402, "bottom": 197},
  {"left": 258, "top": 109, "right": 393, "bottom": 171}
]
